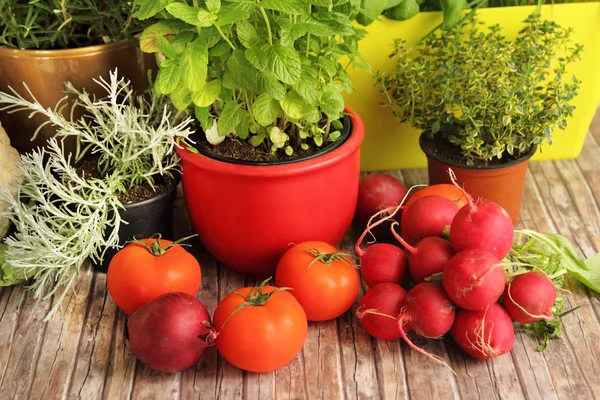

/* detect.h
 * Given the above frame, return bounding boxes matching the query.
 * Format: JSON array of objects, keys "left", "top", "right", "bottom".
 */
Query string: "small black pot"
[{"left": 94, "top": 176, "right": 180, "bottom": 273}]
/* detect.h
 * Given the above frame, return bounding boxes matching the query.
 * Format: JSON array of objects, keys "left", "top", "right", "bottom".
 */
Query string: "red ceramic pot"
[{"left": 176, "top": 107, "right": 364, "bottom": 277}]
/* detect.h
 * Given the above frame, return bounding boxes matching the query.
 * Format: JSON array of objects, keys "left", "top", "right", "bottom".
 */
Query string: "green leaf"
[
  {"left": 267, "top": 44, "right": 301, "bottom": 85},
  {"left": 253, "top": 94, "right": 280, "bottom": 127},
  {"left": 285, "top": 146, "right": 293, "bottom": 156},
  {"left": 217, "top": 2, "right": 255, "bottom": 26},
  {"left": 197, "top": 26, "right": 222, "bottom": 48},
  {"left": 245, "top": 47, "right": 268, "bottom": 70},
  {"left": 310, "top": 12, "right": 355, "bottom": 36},
  {"left": 269, "top": 126, "right": 289, "bottom": 147},
  {"left": 298, "top": 15, "right": 337, "bottom": 37},
  {"left": 218, "top": 101, "right": 245, "bottom": 135},
  {"left": 320, "top": 85, "right": 345, "bottom": 120},
  {"left": 249, "top": 134, "right": 266, "bottom": 147},
  {"left": 139, "top": 23, "right": 179, "bottom": 53},
  {"left": 170, "top": 85, "right": 192, "bottom": 110},
  {"left": 222, "top": 71, "right": 238, "bottom": 89},
  {"left": 226, "top": 49, "right": 258, "bottom": 89},
  {"left": 197, "top": 9, "right": 218, "bottom": 27},
  {"left": 320, "top": 57, "right": 337, "bottom": 77},
  {"left": 170, "top": 31, "right": 196, "bottom": 53},
  {"left": 384, "top": 0, "right": 420, "bottom": 21},
  {"left": 257, "top": 71, "right": 286, "bottom": 101},
  {"left": 133, "top": 0, "right": 171, "bottom": 20},
  {"left": 308, "top": 0, "right": 332, "bottom": 6},
  {"left": 210, "top": 41, "right": 230, "bottom": 56},
  {"left": 313, "top": 134, "right": 323, "bottom": 146},
  {"left": 237, "top": 21, "right": 259, "bottom": 48},
  {"left": 206, "top": 0, "right": 221, "bottom": 13},
  {"left": 261, "top": 0, "right": 307, "bottom": 15},
  {"left": 236, "top": 114, "right": 251, "bottom": 139},
  {"left": 278, "top": 18, "right": 307, "bottom": 46},
  {"left": 304, "top": 107, "right": 321, "bottom": 124},
  {"left": 157, "top": 34, "right": 178, "bottom": 59},
  {"left": 192, "top": 79, "right": 222, "bottom": 107},
  {"left": 166, "top": 3, "right": 205, "bottom": 26},
  {"left": 301, "top": 143, "right": 309, "bottom": 150},
  {"left": 195, "top": 106, "right": 212, "bottom": 131},
  {"left": 281, "top": 90, "right": 309, "bottom": 120},
  {"left": 296, "top": 66, "right": 319, "bottom": 105},
  {"left": 570, "top": 255, "right": 600, "bottom": 293},
  {"left": 155, "top": 59, "right": 181, "bottom": 95},
  {"left": 180, "top": 39, "right": 209, "bottom": 92}
]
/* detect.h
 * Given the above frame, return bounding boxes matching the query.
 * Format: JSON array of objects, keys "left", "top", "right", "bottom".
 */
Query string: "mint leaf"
[
  {"left": 311, "top": 12, "right": 354, "bottom": 36},
  {"left": 217, "top": 2, "right": 255, "bottom": 26},
  {"left": 269, "top": 126, "right": 289, "bottom": 148},
  {"left": 277, "top": 18, "right": 307, "bottom": 46},
  {"left": 261, "top": 0, "right": 307, "bottom": 14},
  {"left": 206, "top": 0, "right": 221, "bottom": 13},
  {"left": 226, "top": 49, "right": 258, "bottom": 90},
  {"left": 281, "top": 90, "right": 309, "bottom": 120},
  {"left": 166, "top": 3, "right": 204, "bottom": 26},
  {"left": 133, "top": 0, "right": 171, "bottom": 20},
  {"left": 192, "top": 79, "right": 222, "bottom": 107},
  {"left": 195, "top": 106, "right": 212, "bottom": 131},
  {"left": 298, "top": 14, "right": 337, "bottom": 37},
  {"left": 139, "top": 22, "right": 179, "bottom": 53},
  {"left": 237, "top": 20, "right": 259, "bottom": 48},
  {"left": 155, "top": 59, "right": 181, "bottom": 95},
  {"left": 181, "top": 39, "right": 209, "bottom": 92},
  {"left": 296, "top": 66, "right": 319, "bottom": 105},
  {"left": 156, "top": 34, "right": 178, "bottom": 59},
  {"left": 170, "top": 31, "right": 196, "bottom": 53},
  {"left": 210, "top": 41, "right": 230, "bottom": 57},
  {"left": 245, "top": 47, "right": 268, "bottom": 70},
  {"left": 267, "top": 44, "right": 301, "bottom": 85},
  {"left": 249, "top": 134, "right": 266, "bottom": 147},
  {"left": 218, "top": 101, "right": 245, "bottom": 135},
  {"left": 257, "top": 71, "right": 286, "bottom": 101},
  {"left": 197, "top": 26, "right": 222, "bottom": 48},
  {"left": 253, "top": 94, "right": 280, "bottom": 127},
  {"left": 170, "top": 85, "right": 192, "bottom": 110},
  {"left": 320, "top": 85, "right": 344, "bottom": 120},
  {"left": 197, "top": 9, "right": 218, "bottom": 26},
  {"left": 236, "top": 114, "right": 251, "bottom": 140}
]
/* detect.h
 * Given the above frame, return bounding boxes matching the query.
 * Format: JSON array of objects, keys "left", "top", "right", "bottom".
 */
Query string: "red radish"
[
  {"left": 391, "top": 224, "right": 456, "bottom": 283},
  {"left": 503, "top": 272, "right": 556, "bottom": 323},
  {"left": 442, "top": 249, "right": 506, "bottom": 311},
  {"left": 356, "top": 243, "right": 408, "bottom": 288},
  {"left": 127, "top": 292, "right": 217, "bottom": 373},
  {"left": 401, "top": 195, "right": 459, "bottom": 245},
  {"left": 354, "top": 173, "right": 409, "bottom": 233},
  {"left": 447, "top": 170, "right": 513, "bottom": 260},
  {"left": 452, "top": 303, "right": 515, "bottom": 360},
  {"left": 357, "top": 282, "right": 408, "bottom": 340},
  {"left": 397, "top": 282, "right": 456, "bottom": 369}
]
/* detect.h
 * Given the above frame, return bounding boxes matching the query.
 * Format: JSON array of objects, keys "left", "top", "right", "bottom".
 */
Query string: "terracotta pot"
[
  {"left": 0, "top": 40, "right": 156, "bottom": 155},
  {"left": 419, "top": 133, "right": 536, "bottom": 225},
  {"left": 176, "top": 107, "right": 364, "bottom": 277}
]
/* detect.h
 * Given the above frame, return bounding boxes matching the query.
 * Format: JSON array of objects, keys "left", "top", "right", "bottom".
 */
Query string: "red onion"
[{"left": 127, "top": 292, "right": 217, "bottom": 373}]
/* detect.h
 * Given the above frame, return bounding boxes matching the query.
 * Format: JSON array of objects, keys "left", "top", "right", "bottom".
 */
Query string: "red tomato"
[
  {"left": 275, "top": 241, "right": 359, "bottom": 321},
  {"left": 213, "top": 281, "right": 308, "bottom": 373},
  {"left": 107, "top": 237, "right": 201, "bottom": 314},
  {"left": 405, "top": 184, "right": 471, "bottom": 208}
]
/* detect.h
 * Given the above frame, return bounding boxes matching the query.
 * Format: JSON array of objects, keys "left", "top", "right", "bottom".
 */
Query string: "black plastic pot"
[{"left": 94, "top": 175, "right": 180, "bottom": 273}]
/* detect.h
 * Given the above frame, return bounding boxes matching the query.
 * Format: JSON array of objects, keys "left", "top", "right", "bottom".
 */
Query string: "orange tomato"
[
  {"left": 275, "top": 241, "right": 359, "bottom": 321},
  {"left": 213, "top": 281, "right": 308, "bottom": 373},
  {"left": 107, "top": 237, "right": 201, "bottom": 314},
  {"left": 405, "top": 184, "right": 471, "bottom": 208}
]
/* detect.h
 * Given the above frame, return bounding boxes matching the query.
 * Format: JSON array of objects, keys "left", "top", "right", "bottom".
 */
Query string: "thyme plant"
[{"left": 376, "top": 12, "right": 582, "bottom": 165}]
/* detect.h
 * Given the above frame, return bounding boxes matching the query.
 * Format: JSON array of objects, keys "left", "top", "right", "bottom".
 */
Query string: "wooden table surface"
[{"left": 1, "top": 110, "right": 600, "bottom": 400}]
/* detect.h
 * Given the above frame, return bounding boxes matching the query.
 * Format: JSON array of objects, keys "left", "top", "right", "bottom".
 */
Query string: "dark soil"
[
  {"left": 421, "top": 134, "right": 532, "bottom": 168},
  {"left": 75, "top": 158, "right": 174, "bottom": 204}
]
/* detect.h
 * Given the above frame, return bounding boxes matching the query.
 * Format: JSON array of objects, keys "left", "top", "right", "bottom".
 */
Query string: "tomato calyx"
[
  {"left": 289, "top": 242, "right": 359, "bottom": 269},
  {"left": 127, "top": 233, "right": 198, "bottom": 256},
  {"left": 220, "top": 277, "right": 292, "bottom": 328}
]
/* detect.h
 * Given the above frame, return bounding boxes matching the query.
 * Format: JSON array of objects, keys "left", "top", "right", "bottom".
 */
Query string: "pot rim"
[
  {"left": 175, "top": 106, "right": 365, "bottom": 178},
  {"left": 419, "top": 132, "right": 537, "bottom": 171},
  {"left": 0, "top": 38, "right": 137, "bottom": 59},
  {"left": 122, "top": 173, "right": 181, "bottom": 211}
]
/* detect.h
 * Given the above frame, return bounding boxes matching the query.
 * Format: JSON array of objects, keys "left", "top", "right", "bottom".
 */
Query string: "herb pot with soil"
[
  {"left": 376, "top": 10, "right": 582, "bottom": 223},
  {"left": 135, "top": 0, "right": 369, "bottom": 276},
  {"left": 0, "top": 1, "right": 155, "bottom": 155},
  {"left": 0, "top": 71, "right": 193, "bottom": 320}
]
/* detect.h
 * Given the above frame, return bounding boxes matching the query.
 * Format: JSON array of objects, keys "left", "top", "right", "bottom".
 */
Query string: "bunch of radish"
[{"left": 354, "top": 170, "right": 559, "bottom": 367}]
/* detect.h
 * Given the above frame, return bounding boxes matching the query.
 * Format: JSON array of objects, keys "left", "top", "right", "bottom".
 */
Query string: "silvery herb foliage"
[
  {"left": 0, "top": 71, "right": 194, "bottom": 321},
  {"left": 376, "top": 12, "right": 582, "bottom": 165},
  {"left": 133, "top": 0, "right": 370, "bottom": 155}
]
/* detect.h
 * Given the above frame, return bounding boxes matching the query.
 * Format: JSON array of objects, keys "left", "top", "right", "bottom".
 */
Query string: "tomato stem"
[
  {"left": 126, "top": 233, "right": 198, "bottom": 256},
  {"left": 289, "top": 243, "right": 359, "bottom": 269},
  {"left": 220, "top": 277, "right": 293, "bottom": 328}
]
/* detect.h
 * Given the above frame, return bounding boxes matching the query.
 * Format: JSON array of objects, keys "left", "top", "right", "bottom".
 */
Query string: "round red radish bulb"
[
  {"left": 452, "top": 303, "right": 515, "bottom": 360},
  {"left": 503, "top": 272, "right": 556, "bottom": 324},
  {"left": 356, "top": 243, "right": 408, "bottom": 288},
  {"left": 391, "top": 226, "right": 455, "bottom": 283},
  {"left": 127, "top": 292, "right": 217, "bottom": 373},
  {"left": 357, "top": 282, "right": 407, "bottom": 340},
  {"left": 442, "top": 249, "right": 506, "bottom": 311},
  {"left": 401, "top": 195, "right": 459, "bottom": 245}
]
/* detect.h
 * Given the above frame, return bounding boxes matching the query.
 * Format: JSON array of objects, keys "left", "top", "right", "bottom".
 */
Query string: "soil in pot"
[{"left": 419, "top": 133, "right": 536, "bottom": 225}]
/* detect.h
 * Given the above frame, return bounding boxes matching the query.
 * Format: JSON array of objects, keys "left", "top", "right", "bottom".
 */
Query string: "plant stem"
[
  {"left": 259, "top": 7, "right": 273, "bottom": 46},
  {"left": 215, "top": 25, "right": 236, "bottom": 50}
]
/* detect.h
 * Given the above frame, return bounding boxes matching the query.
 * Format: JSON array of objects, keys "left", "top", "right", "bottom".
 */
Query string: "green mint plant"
[
  {"left": 133, "top": 0, "right": 369, "bottom": 156},
  {"left": 376, "top": 11, "right": 582, "bottom": 165}
]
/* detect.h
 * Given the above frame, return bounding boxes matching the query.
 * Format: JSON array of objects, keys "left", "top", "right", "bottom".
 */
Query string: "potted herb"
[
  {"left": 376, "top": 11, "right": 582, "bottom": 223},
  {"left": 0, "top": 70, "right": 193, "bottom": 319},
  {"left": 133, "top": 0, "right": 368, "bottom": 277},
  {"left": 0, "top": 1, "right": 155, "bottom": 154}
]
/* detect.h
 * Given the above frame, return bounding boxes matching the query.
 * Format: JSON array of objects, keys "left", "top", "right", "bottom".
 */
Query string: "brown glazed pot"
[
  {"left": 419, "top": 133, "right": 536, "bottom": 225},
  {"left": 0, "top": 40, "right": 156, "bottom": 155}
]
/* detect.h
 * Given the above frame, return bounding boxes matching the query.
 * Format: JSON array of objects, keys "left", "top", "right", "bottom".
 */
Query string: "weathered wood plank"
[
  {"left": 444, "top": 341, "right": 498, "bottom": 400},
  {"left": 102, "top": 310, "right": 137, "bottom": 400},
  {"left": 0, "top": 286, "right": 24, "bottom": 384}
]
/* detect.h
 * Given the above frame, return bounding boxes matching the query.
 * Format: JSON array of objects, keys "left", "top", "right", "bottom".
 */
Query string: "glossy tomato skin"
[
  {"left": 405, "top": 184, "right": 470, "bottom": 209},
  {"left": 213, "top": 286, "right": 308, "bottom": 373},
  {"left": 275, "top": 241, "right": 359, "bottom": 321},
  {"left": 107, "top": 238, "right": 202, "bottom": 314}
]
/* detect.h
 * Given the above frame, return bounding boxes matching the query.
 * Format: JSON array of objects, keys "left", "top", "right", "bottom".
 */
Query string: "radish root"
[
  {"left": 506, "top": 282, "right": 553, "bottom": 321},
  {"left": 356, "top": 307, "right": 398, "bottom": 320},
  {"left": 466, "top": 307, "right": 502, "bottom": 358}
]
